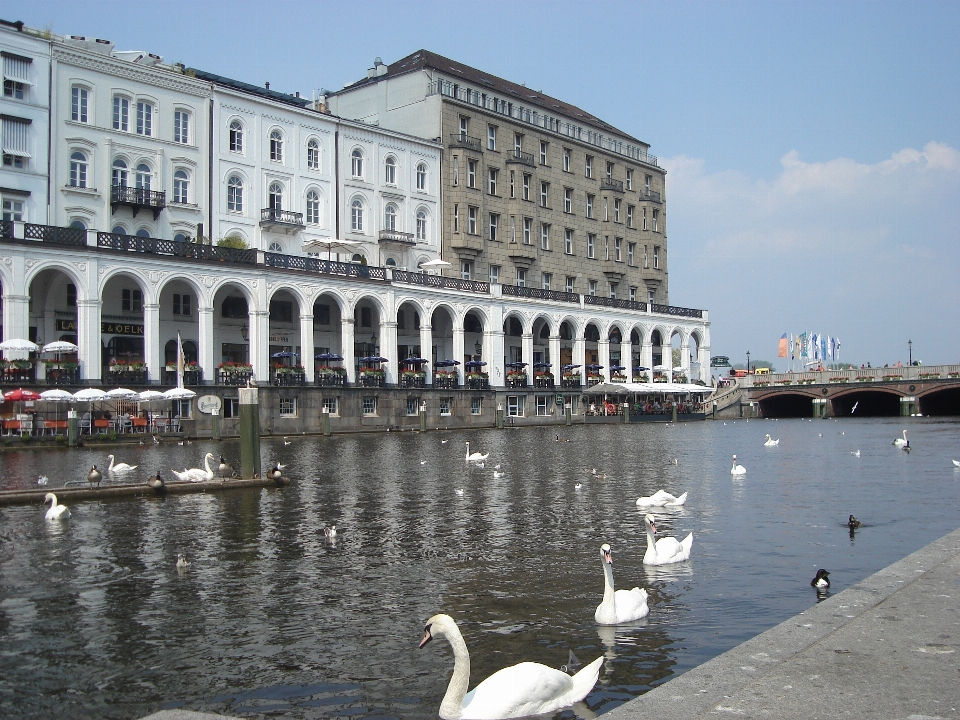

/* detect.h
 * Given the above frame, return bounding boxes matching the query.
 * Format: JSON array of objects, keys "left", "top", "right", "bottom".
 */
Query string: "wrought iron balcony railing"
[
  {"left": 111, "top": 185, "right": 166, "bottom": 219},
  {"left": 448, "top": 133, "right": 482, "bottom": 152},
  {"left": 260, "top": 208, "right": 305, "bottom": 228},
  {"left": 601, "top": 178, "right": 624, "bottom": 193},
  {"left": 378, "top": 229, "right": 415, "bottom": 244},
  {"left": 506, "top": 149, "right": 535, "bottom": 167}
]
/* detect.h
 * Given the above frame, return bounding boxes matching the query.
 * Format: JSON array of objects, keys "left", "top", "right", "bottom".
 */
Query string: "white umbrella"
[
  {"left": 73, "top": 388, "right": 108, "bottom": 401},
  {"left": 0, "top": 338, "right": 39, "bottom": 352},
  {"left": 137, "top": 390, "right": 166, "bottom": 402},
  {"left": 419, "top": 258, "right": 452, "bottom": 268},
  {"left": 653, "top": 364, "right": 670, "bottom": 371},
  {"left": 39, "top": 389, "right": 75, "bottom": 401},
  {"left": 162, "top": 387, "right": 196, "bottom": 400},
  {"left": 302, "top": 237, "right": 361, "bottom": 261},
  {"left": 106, "top": 387, "right": 138, "bottom": 399},
  {"left": 42, "top": 341, "right": 79, "bottom": 353}
]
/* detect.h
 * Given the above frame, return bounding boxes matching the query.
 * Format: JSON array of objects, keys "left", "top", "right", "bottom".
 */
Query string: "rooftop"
[{"left": 188, "top": 68, "right": 311, "bottom": 108}]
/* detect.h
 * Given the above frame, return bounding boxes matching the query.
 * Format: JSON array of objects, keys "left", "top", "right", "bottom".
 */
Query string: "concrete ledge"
[{"left": 605, "top": 525, "right": 960, "bottom": 720}]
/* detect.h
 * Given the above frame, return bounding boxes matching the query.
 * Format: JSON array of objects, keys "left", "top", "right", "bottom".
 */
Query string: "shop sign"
[
  {"left": 197, "top": 395, "right": 223, "bottom": 415},
  {"left": 101, "top": 322, "right": 144, "bottom": 336}
]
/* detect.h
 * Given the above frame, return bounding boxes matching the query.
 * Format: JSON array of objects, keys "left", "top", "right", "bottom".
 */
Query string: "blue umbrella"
[
  {"left": 315, "top": 353, "right": 343, "bottom": 361},
  {"left": 401, "top": 357, "right": 428, "bottom": 364},
  {"left": 586, "top": 364, "right": 604, "bottom": 370},
  {"left": 533, "top": 362, "right": 552, "bottom": 369},
  {"left": 434, "top": 359, "right": 461, "bottom": 367},
  {"left": 610, "top": 365, "right": 626, "bottom": 371},
  {"left": 271, "top": 350, "right": 299, "bottom": 358},
  {"left": 360, "top": 356, "right": 388, "bottom": 363},
  {"left": 561, "top": 364, "right": 581, "bottom": 371},
  {"left": 634, "top": 366, "right": 650, "bottom": 371},
  {"left": 505, "top": 362, "right": 528, "bottom": 369},
  {"left": 464, "top": 360, "right": 487, "bottom": 368}
]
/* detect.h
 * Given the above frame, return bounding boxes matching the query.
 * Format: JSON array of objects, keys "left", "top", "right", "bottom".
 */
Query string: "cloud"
[{"left": 663, "top": 143, "right": 960, "bottom": 365}]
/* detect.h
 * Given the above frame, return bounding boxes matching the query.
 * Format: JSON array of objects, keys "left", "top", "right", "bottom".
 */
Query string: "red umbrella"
[{"left": 3, "top": 388, "right": 41, "bottom": 402}]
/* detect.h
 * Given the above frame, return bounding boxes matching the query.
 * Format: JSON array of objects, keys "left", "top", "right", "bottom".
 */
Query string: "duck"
[
  {"left": 176, "top": 553, "right": 190, "bottom": 569},
  {"left": 323, "top": 524, "right": 337, "bottom": 538},
  {"left": 152, "top": 435, "right": 160, "bottom": 444},
  {"left": 418, "top": 613, "right": 603, "bottom": 720},
  {"left": 811, "top": 569, "right": 830, "bottom": 589},
  {"left": 591, "top": 469, "right": 607, "bottom": 479},
  {"left": 87, "top": 465, "right": 102, "bottom": 487},
  {"left": 642, "top": 513, "right": 693, "bottom": 565},
  {"left": 636, "top": 489, "right": 687, "bottom": 507},
  {"left": 441, "top": 440, "right": 448, "bottom": 444},
  {"left": 847, "top": 515, "right": 861, "bottom": 529},
  {"left": 893, "top": 430, "right": 909, "bottom": 448},
  {"left": 37, "top": 475, "right": 48, "bottom": 486},
  {"left": 730, "top": 455, "right": 746, "bottom": 475},
  {"left": 171, "top": 453, "right": 216, "bottom": 483},
  {"left": 595, "top": 544, "right": 649, "bottom": 625},
  {"left": 44, "top": 493, "right": 70, "bottom": 520},
  {"left": 851, "top": 450, "right": 861, "bottom": 457},
  {"left": 493, "top": 470, "right": 505, "bottom": 478},
  {"left": 267, "top": 463, "right": 285, "bottom": 481},
  {"left": 106, "top": 454, "right": 138, "bottom": 474},
  {"left": 218, "top": 456, "right": 236, "bottom": 478},
  {"left": 455, "top": 488, "right": 464, "bottom": 496},
  {"left": 147, "top": 472, "right": 165, "bottom": 492},
  {"left": 763, "top": 434, "right": 779, "bottom": 447},
  {"left": 554, "top": 434, "right": 570, "bottom": 442},
  {"left": 465, "top": 442, "right": 488, "bottom": 462},
  {"left": 574, "top": 482, "right": 582, "bottom": 490}
]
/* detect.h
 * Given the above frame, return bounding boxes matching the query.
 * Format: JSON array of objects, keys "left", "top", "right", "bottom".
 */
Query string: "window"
[
  {"left": 136, "top": 101, "right": 153, "bottom": 136},
  {"left": 416, "top": 162, "right": 427, "bottom": 191},
  {"left": 268, "top": 182, "right": 283, "bottom": 211},
  {"left": 642, "top": 207, "right": 647, "bottom": 230},
  {"left": 630, "top": 287, "right": 637, "bottom": 302},
  {"left": 586, "top": 194, "right": 594, "bottom": 218},
  {"left": 648, "top": 288, "right": 655, "bottom": 306},
  {"left": 587, "top": 233, "right": 596, "bottom": 258},
  {"left": 627, "top": 205, "right": 634, "bottom": 228},
  {"left": 66, "top": 283, "right": 77, "bottom": 307},
  {"left": 603, "top": 197, "right": 608, "bottom": 221},
  {"left": 585, "top": 155, "right": 593, "bottom": 178},
  {"left": 507, "top": 395, "right": 524, "bottom": 417},
  {"left": 112, "top": 158, "right": 128, "bottom": 188},
  {"left": 645, "top": 174, "right": 652, "bottom": 192},
  {"left": 564, "top": 228, "right": 573, "bottom": 255},
  {"left": 385, "top": 156, "right": 396, "bottom": 184},
  {"left": 467, "top": 159, "right": 477, "bottom": 188},
  {"left": 588, "top": 280, "right": 597, "bottom": 296},
  {"left": 514, "top": 132, "right": 522, "bottom": 153},
  {"left": 452, "top": 156, "right": 458, "bottom": 186},
  {"left": 510, "top": 215, "right": 515, "bottom": 242},
  {"left": 351, "top": 148, "right": 363, "bottom": 177},
  {"left": 351, "top": 199, "right": 364, "bottom": 231},
  {"left": 522, "top": 173, "right": 531, "bottom": 200},
  {"left": 489, "top": 212, "right": 499, "bottom": 241},
  {"left": 136, "top": 228, "right": 151, "bottom": 239},
  {"left": 653, "top": 209, "right": 660, "bottom": 232},
  {"left": 609, "top": 282, "right": 618, "bottom": 299},
  {"left": 471, "top": 397, "right": 482, "bottom": 415},
  {"left": 615, "top": 237, "right": 622, "bottom": 262},
  {"left": 628, "top": 242, "right": 635, "bottom": 266},
  {"left": 220, "top": 119, "right": 240, "bottom": 155},
  {"left": 269, "top": 129, "right": 283, "bottom": 162},
  {"left": 3, "top": 55, "right": 28, "bottom": 99},
  {"left": 606, "top": 161, "right": 614, "bottom": 180},
  {"left": 70, "top": 220, "right": 86, "bottom": 231},
  {"left": 322, "top": 397, "right": 339, "bottom": 415},
  {"left": 467, "top": 206, "right": 477, "bottom": 234},
  {"left": 2, "top": 197, "right": 24, "bottom": 221},
  {"left": 174, "top": 232, "right": 187, "bottom": 243},
  {"left": 222, "top": 398, "right": 240, "bottom": 419},
  {"left": 172, "top": 293, "right": 192, "bottom": 316},
  {"left": 69, "top": 151, "right": 88, "bottom": 188},
  {"left": 405, "top": 398, "right": 419, "bottom": 416},
  {"left": 221, "top": 295, "right": 248, "bottom": 319},
  {"left": 489, "top": 265, "right": 500, "bottom": 284},
  {"left": 604, "top": 235, "right": 610, "bottom": 260},
  {"left": 488, "top": 168, "right": 498, "bottom": 195},
  {"left": 1, "top": 116, "right": 28, "bottom": 169},
  {"left": 461, "top": 261, "right": 472, "bottom": 280},
  {"left": 439, "top": 397, "right": 452, "bottom": 416},
  {"left": 542, "top": 273, "right": 552, "bottom": 291},
  {"left": 539, "top": 140, "right": 548, "bottom": 165},
  {"left": 306, "top": 190, "right": 320, "bottom": 224},
  {"left": 563, "top": 148, "right": 571, "bottom": 172},
  {"left": 653, "top": 246, "right": 660, "bottom": 268},
  {"left": 536, "top": 395, "right": 550, "bottom": 416},
  {"left": 643, "top": 245, "right": 648, "bottom": 267},
  {"left": 416, "top": 210, "right": 427, "bottom": 241},
  {"left": 362, "top": 397, "right": 377, "bottom": 415},
  {"left": 384, "top": 203, "right": 397, "bottom": 230},
  {"left": 112, "top": 225, "right": 127, "bottom": 235},
  {"left": 540, "top": 181, "right": 549, "bottom": 208},
  {"left": 459, "top": 115, "right": 469, "bottom": 138},
  {"left": 453, "top": 203, "right": 459, "bottom": 232},
  {"left": 122, "top": 288, "right": 143, "bottom": 313},
  {"left": 174, "top": 110, "right": 189, "bottom": 144},
  {"left": 516, "top": 268, "right": 526, "bottom": 287},
  {"left": 540, "top": 223, "right": 550, "bottom": 250},
  {"left": 626, "top": 169, "right": 633, "bottom": 190},
  {"left": 113, "top": 96, "right": 129, "bottom": 131},
  {"left": 522, "top": 217, "right": 532, "bottom": 244},
  {"left": 173, "top": 169, "right": 189, "bottom": 203},
  {"left": 487, "top": 124, "right": 497, "bottom": 150},
  {"left": 71, "top": 86, "right": 88, "bottom": 123},
  {"left": 564, "top": 187, "right": 573, "bottom": 213},
  {"left": 136, "top": 163, "right": 151, "bottom": 191},
  {"left": 614, "top": 199, "right": 621, "bottom": 222},
  {"left": 565, "top": 276, "right": 575, "bottom": 294},
  {"left": 227, "top": 176, "right": 243, "bottom": 212},
  {"left": 279, "top": 398, "right": 297, "bottom": 417},
  {"left": 307, "top": 139, "right": 320, "bottom": 169}
]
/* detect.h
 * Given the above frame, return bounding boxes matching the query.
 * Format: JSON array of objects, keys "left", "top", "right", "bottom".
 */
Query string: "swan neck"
[
  {"left": 645, "top": 526, "right": 657, "bottom": 558},
  {"left": 439, "top": 622, "right": 470, "bottom": 720}
]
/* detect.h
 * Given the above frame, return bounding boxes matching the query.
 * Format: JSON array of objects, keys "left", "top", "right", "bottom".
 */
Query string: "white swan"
[
  {"left": 953, "top": 459, "right": 960, "bottom": 468},
  {"left": 106, "top": 454, "right": 138, "bottom": 474},
  {"left": 171, "top": 453, "right": 216, "bottom": 483},
  {"left": 636, "top": 489, "right": 687, "bottom": 507},
  {"left": 852, "top": 450, "right": 861, "bottom": 457},
  {"left": 419, "top": 613, "right": 603, "bottom": 720},
  {"left": 465, "top": 442, "right": 488, "bottom": 462},
  {"left": 642, "top": 513, "right": 693, "bottom": 565},
  {"left": 595, "top": 544, "right": 649, "bottom": 624},
  {"left": 893, "top": 430, "right": 909, "bottom": 448},
  {"left": 730, "top": 455, "right": 746, "bottom": 475},
  {"left": 44, "top": 493, "right": 71, "bottom": 520},
  {"left": 763, "top": 434, "right": 779, "bottom": 447}
]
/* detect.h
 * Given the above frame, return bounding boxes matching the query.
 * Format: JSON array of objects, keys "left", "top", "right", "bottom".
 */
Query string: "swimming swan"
[
  {"left": 636, "top": 489, "right": 687, "bottom": 507},
  {"left": 642, "top": 513, "right": 693, "bottom": 565},
  {"left": 730, "top": 455, "right": 746, "bottom": 475},
  {"left": 763, "top": 434, "right": 779, "bottom": 447},
  {"left": 44, "top": 493, "right": 70, "bottom": 520},
  {"left": 595, "top": 544, "right": 649, "bottom": 624},
  {"left": 419, "top": 613, "right": 603, "bottom": 720},
  {"left": 893, "top": 430, "right": 909, "bottom": 448},
  {"left": 953, "top": 460, "right": 960, "bottom": 468},
  {"left": 465, "top": 442, "right": 488, "bottom": 462},
  {"left": 106, "top": 454, "right": 138, "bottom": 474},
  {"left": 171, "top": 453, "right": 216, "bottom": 483}
]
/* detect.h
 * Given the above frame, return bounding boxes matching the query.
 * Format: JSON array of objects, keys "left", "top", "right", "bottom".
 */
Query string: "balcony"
[
  {"left": 640, "top": 189, "right": 662, "bottom": 203},
  {"left": 651, "top": 303, "right": 704, "bottom": 319},
  {"left": 501, "top": 284, "right": 579, "bottom": 304},
  {"left": 450, "top": 233, "right": 484, "bottom": 253},
  {"left": 601, "top": 178, "right": 624, "bottom": 193},
  {"left": 378, "top": 228, "right": 416, "bottom": 245},
  {"left": 602, "top": 259, "right": 625, "bottom": 279},
  {"left": 98, "top": 232, "right": 258, "bottom": 265},
  {"left": 448, "top": 133, "right": 482, "bottom": 152},
  {"left": 507, "top": 242, "right": 537, "bottom": 265},
  {"left": 584, "top": 295, "right": 647, "bottom": 312},
  {"left": 272, "top": 369, "right": 306, "bottom": 386},
  {"left": 162, "top": 368, "right": 203, "bottom": 386},
  {"left": 260, "top": 208, "right": 305, "bottom": 233},
  {"left": 391, "top": 269, "right": 489, "bottom": 293},
  {"left": 111, "top": 185, "right": 166, "bottom": 220},
  {"left": 506, "top": 149, "right": 536, "bottom": 167},
  {"left": 24, "top": 223, "right": 87, "bottom": 246}
]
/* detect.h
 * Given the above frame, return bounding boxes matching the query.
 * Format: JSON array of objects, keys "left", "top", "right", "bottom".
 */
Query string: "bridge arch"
[
  {"left": 918, "top": 384, "right": 960, "bottom": 416},
  {"left": 757, "top": 391, "right": 815, "bottom": 418},
  {"left": 830, "top": 387, "right": 904, "bottom": 417}
]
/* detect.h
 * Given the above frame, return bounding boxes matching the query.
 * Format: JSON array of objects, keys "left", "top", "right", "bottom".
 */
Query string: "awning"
[{"left": 583, "top": 381, "right": 711, "bottom": 395}]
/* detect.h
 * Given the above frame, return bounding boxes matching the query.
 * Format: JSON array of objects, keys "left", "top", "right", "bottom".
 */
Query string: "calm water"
[{"left": 1, "top": 417, "right": 959, "bottom": 719}]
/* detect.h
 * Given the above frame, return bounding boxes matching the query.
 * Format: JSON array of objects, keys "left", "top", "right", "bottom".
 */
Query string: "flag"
[
  {"left": 798, "top": 332, "right": 807, "bottom": 359},
  {"left": 820, "top": 335, "right": 828, "bottom": 362},
  {"left": 789, "top": 334, "right": 795, "bottom": 359},
  {"left": 778, "top": 333, "right": 788, "bottom": 358},
  {"left": 829, "top": 336, "right": 836, "bottom": 361},
  {"left": 834, "top": 337, "right": 841, "bottom": 361},
  {"left": 176, "top": 331, "right": 185, "bottom": 389}
]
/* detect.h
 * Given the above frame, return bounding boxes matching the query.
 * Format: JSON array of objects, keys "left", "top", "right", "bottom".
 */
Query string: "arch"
[
  {"left": 347, "top": 291, "right": 387, "bottom": 318},
  {"left": 306, "top": 137, "right": 321, "bottom": 170},
  {"left": 384, "top": 154, "right": 397, "bottom": 185},
  {"left": 396, "top": 298, "right": 426, "bottom": 361},
  {"left": 269, "top": 128, "right": 284, "bottom": 162},
  {"left": 268, "top": 181, "right": 284, "bottom": 210},
  {"left": 416, "top": 161, "right": 428, "bottom": 191},
  {"left": 501, "top": 309, "right": 528, "bottom": 335},
  {"left": 135, "top": 227, "right": 151, "bottom": 238},
  {"left": 459, "top": 305, "right": 491, "bottom": 329},
  {"left": 384, "top": 202, "right": 398, "bottom": 231},
  {"left": 351, "top": 147, "right": 364, "bottom": 177},
  {"left": 431, "top": 304, "right": 456, "bottom": 362},
  {"left": 267, "top": 282, "right": 309, "bottom": 307},
  {"left": 918, "top": 384, "right": 960, "bottom": 416},
  {"left": 156, "top": 272, "right": 207, "bottom": 304},
  {"left": 98, "top": 266, "right": 153, "bottom": 302},
  {"left": 228, "top": 118, "right": 244, "bottom": 152}
]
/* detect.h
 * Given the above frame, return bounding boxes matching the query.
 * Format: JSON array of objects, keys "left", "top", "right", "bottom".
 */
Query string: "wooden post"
[
  {"left": 239, "top": 387, "right": 260, "bottom": 478},
  {"left": 67, "top": 409, "right": 79, "bottom": 447},
  {"left": 496, "top": 402, "right": 504, "bottom": 429},
  {"left": 322, "top": 405, "right": 331, "bottom": 436},
  {"left": 419, "top": 401, "right": 427, "bottom": 432}
]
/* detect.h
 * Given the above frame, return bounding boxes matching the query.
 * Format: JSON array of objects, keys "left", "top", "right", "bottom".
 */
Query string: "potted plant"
[
  {"left": 507, "top": 370, "right": 527, "bottom": 387},
  {"left": 611, "top": 372, "right": 627, "bottom": 383}
]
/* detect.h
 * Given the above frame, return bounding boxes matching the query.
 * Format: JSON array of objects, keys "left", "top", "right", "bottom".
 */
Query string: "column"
[
  {"left": 341, "top": 318, "right": 356, "bottom": 383},
  {"left": 77, "top": 299, "right": 102, "bottom": 381},
  {"left": 681, "top": 340, "right": 691, "bottom": 379},
  {"left": 699, "top": 345, "right": 711, "bottom": 383},
  {"left": 2, "top": 294, "right": 29, "bottom": 341},
  {"left": 143, "top": 303, "right": 161, "bottom": 384},
  {"left": 419, "top": 321, "right": 433, "bottom": 386},
  {"left": 300, "top": 312, "right": 315, "bottom": 383},
  {"left": 489, "top": 330, "right": 505, "bottom": 387},
  {"left": 521, "top": 332, "right": 534, "bottom": 386},
  {"left": 249, "top": 310, "right": 269, "bottom": 382},
  {"left": 598, "top": 339, "right": 610, "bottom": 381},
  {"left": 452, "top": 325, "right": 465, "bottom": 385},
  {"left": 549, "top": 335, "right": 561, "bottom": 377},
  {"left": 641, "top": 341, "right": 653, "bottom": 377},
  {"left": 198, "top": 305, "right": 215, "bottom": 384},
  {"left": 573, "top": 336, "right": 586, "bottom": 386},
  {"left": 620, "top": 339, "right": 632, "bottom": 379},
  {"left": 383, "top": 320, "right": 398, "bottom": 385}
]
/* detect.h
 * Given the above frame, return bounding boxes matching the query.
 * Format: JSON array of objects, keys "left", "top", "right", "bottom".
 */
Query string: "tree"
[{"left": 217, "top": 234, "right": 248, "bottom": 249}]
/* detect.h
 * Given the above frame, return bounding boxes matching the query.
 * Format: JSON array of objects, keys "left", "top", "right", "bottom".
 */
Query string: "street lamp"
[
  {"left": 746, "top": 350, "right": 751, "bottom": 374},
  {"left": 908, "top": 339, "right": 912, "bottom": 366}
]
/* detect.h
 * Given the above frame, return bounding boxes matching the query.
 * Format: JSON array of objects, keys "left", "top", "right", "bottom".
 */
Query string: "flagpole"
[{"left": 177, "top": 331, "right": 184, "bottom": 390}]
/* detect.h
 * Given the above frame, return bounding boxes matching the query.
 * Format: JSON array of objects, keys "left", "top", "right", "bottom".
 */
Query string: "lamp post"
[
  {"left": 908, "top": 339, "right": 912, "bottom": 366},
  {"left": 746, "top": 350, "right": 751, "bottom": 374}
]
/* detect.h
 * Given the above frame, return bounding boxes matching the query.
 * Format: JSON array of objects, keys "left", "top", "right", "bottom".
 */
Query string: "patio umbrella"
[
  {"left": 505, "top": 362, "right": 527, "bottom": 368},
  {"left": 434, "top": 359, "right": 461, "bottom": 367},
  {"left": 3, "top": 387, "right": 41, "bottom": 415},
  {"left": 315, "top": 352, "right": 343, "bottom": 361},
  {"left": 586, "top": 364, "right": 604, "bottom": 370},
  {"left": 73, "top": 388, "right": 108, "bottom": 402},
  {"left": 561, "top": 364, "right": 581, "bottom": 371},
  {"left": 137, "top": 390, "right": 166, "bottom": 402},
  {"left": 610, "top": 365, "right": 626, "bottom": 371},
  {"left": 0, "top": 338, "right": 39, "bottom": 353},
  {"left": 401, "top": 357, "right": 428, "bottom": 364},
  {"left": 163, "top": 387, "right": 197, "bottom": 400},
  {"left": 464, "top": 360, "right": 487, "bottom": 368},
  {"left": 634, "top": 366, "right": 650, "bottom": 371},
  {"left": 419, "top": 258, "right": 452, "bottom": 274},
  {"left": 359, "top": 356, "right": 388, "bottom": 364},
  {"left": 302, "top": 238, "right": 361, "bottom": 261},
  {"left": 106, "top": 388, "right": 138, "bottom": 400},
  {"left": 653, "top": 364, "right": 670, "bottom": 370},
  {"left": 41, "top": 340, "right": 79, "bottom": 354},
  {"left": 39, "top": 388, "right": 74, "bottom": 428},
  {"left": 533, "top": 362, "right": 552, "bottom": 369},
  {"left": 271, "top": 351, "right": 299, "bottom": 358}
]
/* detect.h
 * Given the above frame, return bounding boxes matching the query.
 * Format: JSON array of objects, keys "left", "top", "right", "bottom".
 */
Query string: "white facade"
[{"left": 0, "top": 21, "right": 51, "bottom": 227}]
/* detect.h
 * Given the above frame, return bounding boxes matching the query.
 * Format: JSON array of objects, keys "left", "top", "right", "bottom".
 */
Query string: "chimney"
[{"left": 265, "top": 81, "right": 270, "bottom": 90}]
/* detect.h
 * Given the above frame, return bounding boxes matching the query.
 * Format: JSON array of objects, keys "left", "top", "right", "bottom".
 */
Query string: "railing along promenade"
[{"left": 739, "top": 365, "right": 960, "bottom": 388}]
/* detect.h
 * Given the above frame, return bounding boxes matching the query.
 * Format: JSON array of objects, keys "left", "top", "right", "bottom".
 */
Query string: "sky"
[{"left": 14, "top": 0, "right": 960, "bottom": 368}]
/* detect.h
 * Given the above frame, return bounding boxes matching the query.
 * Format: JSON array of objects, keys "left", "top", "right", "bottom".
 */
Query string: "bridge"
[{"left": 717, "top": 365, "right": 960, "bottom": 418}]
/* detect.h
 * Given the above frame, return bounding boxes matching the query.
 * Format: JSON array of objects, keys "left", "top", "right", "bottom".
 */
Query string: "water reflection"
[{"left": 0, "top": 418, "right": 959, "bottom": 719}]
